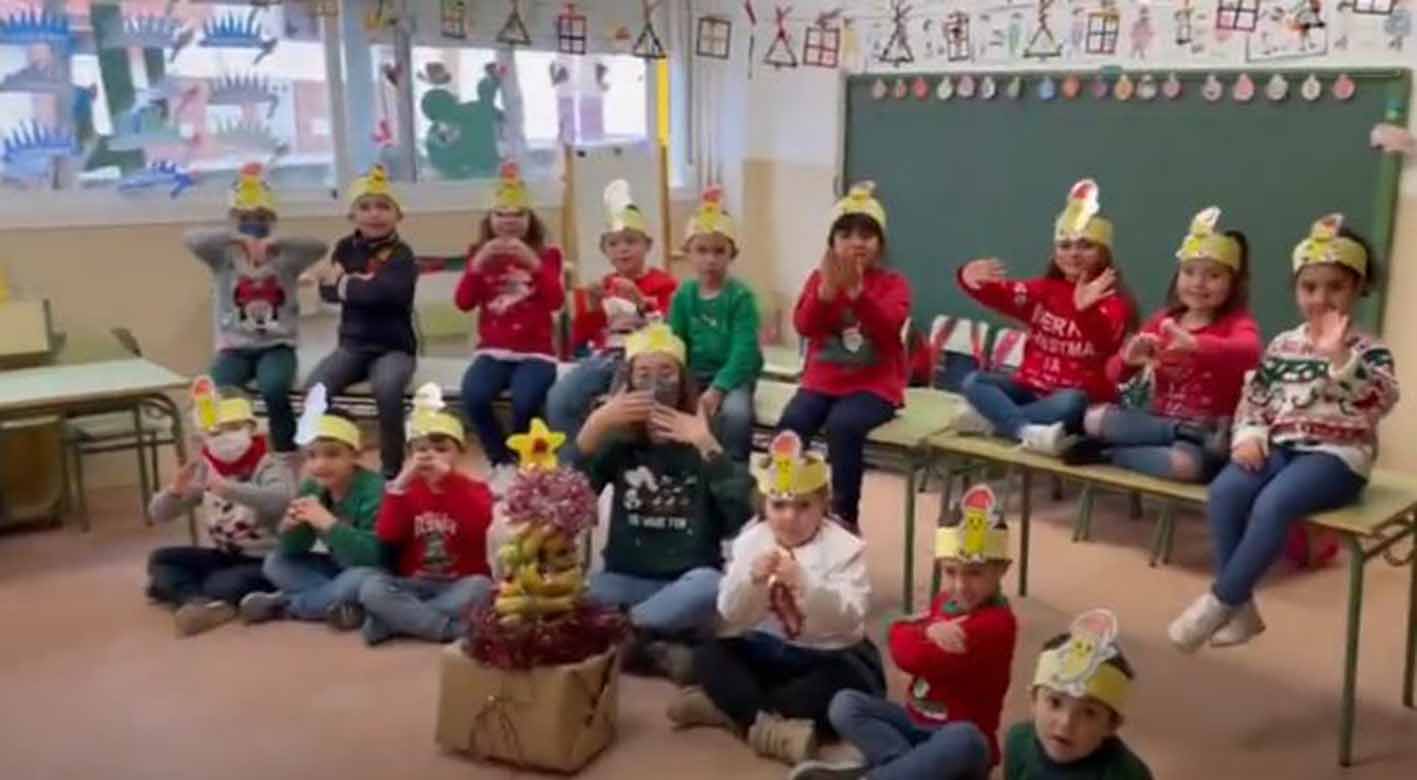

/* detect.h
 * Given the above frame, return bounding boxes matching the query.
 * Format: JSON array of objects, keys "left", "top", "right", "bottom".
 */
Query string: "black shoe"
[
  {"left": 325, "top": 602, "right": 365, "bottom": 632},
  {"left": 1061, "top": 438, "right": 1110, "bottom": 466},
  {"left": 1177, "top": 421, "right": 1231, "bottom": 462}
]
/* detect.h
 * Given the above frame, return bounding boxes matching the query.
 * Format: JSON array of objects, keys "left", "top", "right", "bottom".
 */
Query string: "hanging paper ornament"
[
  {"left": 695, "top": 16, "right": 732, "bottom": 60},
  {"left": 743, "top": 2, "right": 759, "bottom": 79},
  {"left": 871, "top": 77, "right": 888, "bottom": 100},
  {"left": 557, "top": 3, "right": 589, "bottom": 55},
  {"left": 1162, "top": 73, "right": 1182, "bottom": 99},
  {"left": 1301, "top": 74, "right": 1323, "bottom": 102},
  {"left": 1202, "top": 73, "right": 1224, "bottom": 102},
  {"left": 1265, "top": 73, "right": 1289, "bottom": 102},
  {"left": 892, "top": 78, "right": 909, "bottom": 99},
  {"left": 496, "top": 0, "right": 532, "bottom": 46},
  {"left": 632, "top": 1, "right": 667, "bottom": 60},
  {"left": 764, "top": 5, "right": 798, "bottom": 68},
  {"left": 1006, "top": 76, "right": 1023, "bottom": 100},
  {"left": 1333, "top": 73, "right": 1357, "bottom": 101},
  {"left": 1024, "top": 0, "right": 1064, "bottom": 59},
  {"left": 956, "top": 74, "right": 977, "bottom": 99},
  {"left": 802, "top": 14, "right": 842, "bottom": 68},
  {"left": 1114, "top": 74, "right": 1135, "bottom": 102},
  {"left": 1090, "top": 76, "right": 1109, "bottom": 100},
  {"left": 1038, "top": 76, "right": 1058, "bottom": 101},
  {"left": 912, "top": 76, "right": 929, "bottom": 100},
  {"left": 943, "top": 11, "right": 971, "bottom": 62},
  {"left": 980, "top": 76, "right": 998, "bottom": 100},
  {"left": 441, "top": 0, "right": 467, "bottom": 39},
  {"left": 1137, "top": 74, "right": 1158, "bottom": 101},
  {"left": 1061, "top": 74, "right": 1082, "bottom": 100},
  {"left": 878, "top": 0, "right": 915, "bottom": 66},
  {"left": 936, "top": 76, "right": 955, "bottom": 101},
  {"left": 1232, "top": 73, "right": 1255, "bottom": 103}
]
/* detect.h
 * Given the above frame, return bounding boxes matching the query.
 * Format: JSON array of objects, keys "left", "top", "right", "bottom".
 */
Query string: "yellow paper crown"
[
  {"left": 189, "top": 376, "right": 256, "bottom": 433},
  {"left": 935, "top": 484, "right": 1011, "bottom": 562},
  {"left": 685, "top": 185, "right": 739, "bottom": 245},
  {"left": 314, "top": 415, "right": 362, "bottom": 450},
  {"left": 625, "top": 323, "right": 686, "bottom": 364},
  {"left": 1033, "top": 609, "right": 1132, "bottom": 716},
  {"left": 229, "top": 162, "right": 276, "bottom": 214},
  {"left": 493, "top": 161, "right": 530, "bottom": 211},
  {"left": 1054, "top": 179, "right": 1113, "bottom": 249},
  {"left": 405, "top": 383, "right": 465, "bottom": 447},
  {"left": 348, "top": 164, "right": 402, "bottom": 213},
  {"left": 1176, "top": 206, "right": 1242, "bottom": 271},
  {"left": 603, "top": 179, "right": 650, "bottom": 236},
  {"left": 507, "top": 418, "right": 566, "bottom": 472},
  {"left": 753, "top": 431, "right": 830, "bottom": 499},
  {"left": 831, "top": 181, "right": 887, "bottom": 230},
  {"left": 294, "top": 383, "right": 361, "bottom": 450},
  {"left": 1292, "top": 213, "right": 1368, "bottom": 280}
]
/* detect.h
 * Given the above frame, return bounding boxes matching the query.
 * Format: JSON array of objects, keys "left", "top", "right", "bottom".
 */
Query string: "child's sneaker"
[
  {"left": 747, "top": 711, "right": 818, "bottom": 765},
  {"left": 326, "top": 602, "right": 365, "bottom": 632},
  {"left": 174, "top": 600, "right": 237, "bottom": 637},
  {"left": 1210, "top": 600, "right": 1266, "bottom": 647},
  {"left": 647, "top": 640, "right": 697, "bottom": 685},
  {"left": 1167, "top": 591, "right": 1234, "bottom": 653},
  {"left": 951, "top": 403, "right": 996, "bottom": 436},
  {"left": 1061, "top": 437, "right": 1109, "bottom": 466},
  {"left": 789, "top": 759, "right": 870, "bottom": 780},
  {"left": 1019, "top": 423, "right": 1071, "bottom": 456},
  {"left": 666, "top": 686, "right": 735, "bottom": 731},
  {"left": 238, "top": 591, "right": 287, "bottom": 624}
]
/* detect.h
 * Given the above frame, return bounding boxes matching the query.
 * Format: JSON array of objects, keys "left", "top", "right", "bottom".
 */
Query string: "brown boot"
[
  {"left": 174, "top": 600, "right": 237, "bottom": 637},
  {"left": 747, "top": 711, "right": 818, "bottom": 765},
  {"left": 666, "top": 687, "right": 735, "bottom": 731}
]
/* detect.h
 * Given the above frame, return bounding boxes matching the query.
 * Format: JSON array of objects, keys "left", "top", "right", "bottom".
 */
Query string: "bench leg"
[
  {"left": 1073, "top": 485, "right": 1094, "bottom": 543},
  {"left": 1339, "top": 534, "right": 1365, "bottom": 768},
  {"left": 1405, "top": 516, "right": 1416, "bottom": 709},
  {"left": 1019, "top": 468, "right": 1032, "bottom": 598},
  {"left": 902, "top": 462, "right": 919, "bottom": 613},
  {"left": 931, "top": 460, "right": 958, "bottom": 602},
  {"left": 1149, "top": 503, "right": 1176, "bottom": 567}
]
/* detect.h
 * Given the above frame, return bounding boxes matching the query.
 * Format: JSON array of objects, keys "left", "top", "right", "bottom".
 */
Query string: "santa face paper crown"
[
  {"left": 603, "top": 178, "right": 649, "bottom": 237},
  {"left": 1176, "top": 206, "right": 1242, "bottom": 272},
  {"left": 190, "top": 376, "right": 255, "bottom": 434},
  {"left": 405, "top": 382, "right": 465, "bottom": 447},
  {"left": 229, "top": 162, "right": 276, "bottom": 215},
  {"left": 348, "top": 164, "right": 402, "bottom": 215},
  {"left": 1033, "top": 608, "right": 1131, "bottom": 716},
  {"left": 685, "top": 185, "right": 739, "bottom": 246},
  {"left": 935, "top": 483, "right": 1011, "bottom": 562},
  {"left": 625, "top": 323, "right": 686, "bottom": 364},
  {"left": 1292, "top": 213, "right": 1368, "bottom": 281},
  {"left": 493, "top": 161, "right": 530, "bottom": 212},
  {"left": 1054, "top": 179, "right": 1114, "bottom": 250},
  {"left": 753, "top": 431, "right": 829, "bottom": 499},
  {"left": 831, "top": 180, "right": 887, "bottom": 232},
  {"left": 293, "top": 383, "right": 361, "bottom": 450}
]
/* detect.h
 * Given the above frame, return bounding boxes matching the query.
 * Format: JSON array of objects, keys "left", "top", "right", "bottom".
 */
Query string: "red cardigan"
[
  {"left": 1107, "top": 309, "right": 1262, "bottom": 422},
  {"left": 454, "top": 246, "right": 565, "bottom": 357},
  {"left": 795, "top": 267, "right": 912, "bottom": 406}
]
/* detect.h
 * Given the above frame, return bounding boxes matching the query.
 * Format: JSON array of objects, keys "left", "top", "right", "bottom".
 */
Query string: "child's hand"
[
  {"left": 595, "top": 390, "right": 655, "bottom": 429},
  {"left": 1309, "top": 310, "right": 1352, "bottom": 363},
  {"left": 1160, "top": 319, "right": 1198, "bottom": 356},
  {"left": 608, "top": 276, "right": 643, "bottom": 304},
  {"left": 960, "top": 258, "right": 1007, "bottom": 290},
  {"left": 1073, "top": 268, "right": 1116, "bottom": 311},
  {"left": 699, "top": 387, "right": 724, "bottom": 419},
  {"left": 751, "top": 549, "right": 780, "bottom": 585},
  {"left": 1120, "top": 333, "right": 1159, "bottom": 366},
  {"left": 170, "top": 460, "right": 203, "bottom": 495},
  {"left": 818, "top": 250, "right": 843, "bottom": 299},
  {"left": 288, "top": 497, "right": 337, "bottom": 532},
  {"left": 651, "top": 403, "right": 719, "bottom": 456},
  {"left": 773, "top": 553, "right": 805, "bottom": 595},
  {"left": 1231, "top": 438, "right": 1265, "bottom": 471},
  {"left": 926, "top": 618, "right": 968, "bottom": 653}
]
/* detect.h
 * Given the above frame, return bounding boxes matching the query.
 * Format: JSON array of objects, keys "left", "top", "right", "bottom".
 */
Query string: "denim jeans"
[
  {"left": 961, "top": 371, "right": 1088, "bottom": 439},
  {"left": 211, "top": 346, "right": 298, "bottom": 452},
  {"left": 306, "top": 347, "right": 416, "bottom": 477},
  {"left": 357, "top": 573, "right": 494, "bottom": 645},
  {"left": 461, "top": 355, "right": 558, "bottom": 466},
  {"left": 1095, "top": 406, "right": 1211, "bottom": 482},
  {"left": 147, "top": 546, "right": 270, "bottom": 605},
  {"left": 777, "top": 389, "right": 896, "bottom": 529},
  {"left": 545, "top": 352, "right": 621, "bottom": 465},
  {"left": 704, "top": 379, "right": 755, "bottom": 462},
  {"left": 829, "top": 690, "right": 991, "bottom": 780},
  {"left": 261, "top": 551, "right": 380, "bottom": 621},
  {"left": 1208, "top": 447, "right": 1366, "bottom": 605},
  {"left": 587, "top": 568, "right": 722, "bottom": 634}
]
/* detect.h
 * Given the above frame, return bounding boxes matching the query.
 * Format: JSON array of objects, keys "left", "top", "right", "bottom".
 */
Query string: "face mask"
[
  {"left": 207, "top": 430, "right": 253, "bottom": 464},
  {"left": 237, "top": 219, "right": 271, "bottom": 239}
]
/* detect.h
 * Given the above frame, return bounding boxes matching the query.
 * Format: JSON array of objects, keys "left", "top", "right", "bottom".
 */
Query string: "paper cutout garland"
[
  {"left": 1137, "top": 74, "right": 1157, "bottom": 101},
  {"left": 1333, "top": 73, "right": 1357, "bottom": 101},
  {"left": 1163, "top": 73, "right": 1182, "bottom": 99},
  {"left": 937, "top": 76, "right": 955, "bottom": 101},
  {"left": 1202, "top": 73, "right": 1224, "bottom": 102},
  {"left": 1006, "top": 76, "right": 1023, "bottom": 100},
  {"left": 1232, "top": 73, "right": 1255, "bottom": 103},
  {"left": 957, "top": 74, "right": 977, "bottom": 99},
  {"left": 912, "top": 76, "right": 929, "bottom": 100},
  {"left": 980, "top": 75, "right": 997, "bottom": 100},
  {"left": 1062, "top": 74, "right": 1081, "bottom": 100},
  {"left": 1114, "top": 74, "right": 1134, "bottom": 102},
  {"left": 1038, "top": 76, "right": 1057, "bottom": 101},
  {"left": 1301, "top": 74, "right": 1323, "bottom": 101},
  {"left": 1265, "top": 73, "right": 1289, "bottom": 102}
]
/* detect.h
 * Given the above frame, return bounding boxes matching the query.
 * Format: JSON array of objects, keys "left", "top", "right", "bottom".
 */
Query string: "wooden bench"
[{"left": 924, "top": 431, "right": 1417, "bottom": 767}]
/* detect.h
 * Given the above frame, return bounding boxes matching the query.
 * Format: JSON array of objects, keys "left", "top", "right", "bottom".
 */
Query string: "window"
[
  {"left": 943, "top": 12, "right": 971, "bottom": 62},
  {"left": 802, "top": 26, "right": 840, "bottom": 68},
  {"left": 1215, "top": 0, "right": 1261, "bottom": 32},
  {"left": 1351, "top": 0, "right": 1396, "bottom": 14},
  {"left": 695, "top": 16, "right": 731, "bottom": 60},
  {"left": 1085, "top": 12, "right": 1121, "bottom": 55}
]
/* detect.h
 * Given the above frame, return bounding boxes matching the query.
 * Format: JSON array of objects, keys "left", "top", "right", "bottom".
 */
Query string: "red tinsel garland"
[
  {"left": 466, "top": 603, "right": 630, "bottom": 670},
  {"left": 500, "top": 467, "right": 598, "bottom": 537}
]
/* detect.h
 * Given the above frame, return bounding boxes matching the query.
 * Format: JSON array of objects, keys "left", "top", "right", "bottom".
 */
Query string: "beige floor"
[{"left": 2, "top": 465, "right": 1415, "bottom": 779}]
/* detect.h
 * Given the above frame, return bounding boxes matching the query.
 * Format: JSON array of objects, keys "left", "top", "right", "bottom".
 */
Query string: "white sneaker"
[
  {"left": 951, "top": 403, "right": 996, "bottom": 436},
  {"left": 1018, "top": 423, "right": 1071, "bottom": 456},
  {"left": 1167, "top": 591, "right": 1235, "bottom": 653},
  {"left": 1210, "top": 600, "right": 1266, "bottom": 647}
]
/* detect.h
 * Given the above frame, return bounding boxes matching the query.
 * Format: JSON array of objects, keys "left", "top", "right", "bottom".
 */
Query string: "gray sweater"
[
  {"left": 149, "top": 452, "right": 299, "bottom": 556},
  {"left": 185, "top": 228, "right": 328, "bottom": 351}
]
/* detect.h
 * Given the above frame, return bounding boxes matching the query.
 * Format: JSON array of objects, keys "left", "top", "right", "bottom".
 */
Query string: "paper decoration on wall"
[
  {"left": 744, "top": 2, "right": 759, "bottom": 78},
  {"left": 100, "top": 13, "right": 191, "bottom": 57},
  {"left": 1006, "top": 76, "right": 1023, "bottom": 99},
  {"left": 1292, "top": 0, "right": 1326, "bottom": 40},
  {"left": 1333, "top": 73, "right": 1357, "bottom": 100},
  {"left": 936, "top": 76, "right": 954, "bottom": 100},
  {"left": 879, "top": 0, "right": 916, "bottom": 66},
  {"left": 633, "top": 1, "right": 667, "bottom": 60},
  {"left": 1062, "top": 74, "right": 1081, "bottom": 99},
  {"left": 957, "top": 74, "right": 977, "bottom": 98},
  {"left": 557, "top": 3, "right": 589, "bottom": 54},
  {"left": 1352, "top": 0, "right": 1397, "bottom": 13},
  {"left": 1163, "top": 73, "right": 1182, "bottom": 99},
  {"left": 422, "top": 65, "right": 502, "bottom": 179},
  {"left": 977, "top": 75, "right": 995, "bottom": 99},
  {"left": 892, "top": 78, "right": 908, "bottom": 99},
  {"left": 1265, "top": 73, "right": 1289, "bottom": 101},
  {"left": 1129, "top": 7, "right": 1155, "bottom": 59},
  {"left": 871, "top": 77, "right": 887, "bottom": 99},
  {"left": 1301, "top": 73, "right": 1323, "bottom": 100},
  {"left": 212, "top": 118, "right": 288, "bottom": 157},
  {"left": 803, "top": 15, "right": 842, "bottom": 68},
  {"left": 109, "top": 103, "right": 185, "bottom": 152},
  {"left": 1370, "top": 122, "right": 1414, "bottom": 153},
  {"left": 1114, "top": 74, "right": 1134, "bottom": 101},
  {"left": 208, "top": 74, "right": 280, "bottom": 120},
  {"left": 117, "top": 160, "right": 194, "bottom": 198},
  {"left": 1085, "top": 5, "right": 1121, "bottom": 55},
  {"left": 1038, "top": 76, "right": 1057, "bottom": 100},
  {"left": 1175, "top": 1, "right": 1195, "bottom": 45},
  {"left": 440, "top": 0, "right": 467, "bottom": 39},
  {"left": 1137, "top": 73, "right": 1158, "bottom": 100},
  {"left": 497, "top": 0, "right": 533, "bottom": 46},
  {"left": 365, "top": 0, "right": 404, "bottom": 31},
  {"left": 1025, "top": 0, "right": 1064, "bottom": 59},
  {"left": 764, "top": 6, "right": 798, "bottom": 68},
  {"left": 1202, "top": 73, "right": 1224, "bottom": 101},
  {"left": 1090, "top": 75, "right": 1109, "bottom": 99},
  {"left": 1385, "top": 10, "right": 1413, "bottom": 49},
  {"left": 200, "top": 10, "right": 278, "bottom": 65},
  {"left": 944, "top": 12, "right": 971, "bottom": 62},
  {"left": 696, "top": 16, "right": 732, "bottom": 59},
  {"left": 1215, "top": 0, "right": 1260, "bottom": 32},
  {"left": 1232, "top": 72, "right": 1255, "bottom": 102},
  {"left": 1, "top": 121, "right": 81, "bottom": 184},
  {"left": 0, "top": 63, "right": 70, "bottom": 96},
  {"left": 912, "top": 76, "right": 929, "bottom": 99},
  {"left": 0, "top": 8, "right": 72, "bottom": 47}
]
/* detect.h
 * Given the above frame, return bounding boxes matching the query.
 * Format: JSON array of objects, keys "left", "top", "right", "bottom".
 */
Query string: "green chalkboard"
[{"left": 842, "top": 69, "right": 1410, "bottom": 339}]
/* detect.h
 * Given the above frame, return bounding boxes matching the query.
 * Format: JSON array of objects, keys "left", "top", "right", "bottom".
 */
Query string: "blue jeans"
[
  {"left": 829, "top": 691, "right": 991, "bottom": 780},
  {"left": 545, "top": 352, "right": 621, "bottom": 465},
  {"left": 1208, "top": 448, "right": 1366, "bottom": 605},
  {"left": 147, "top": 546, "right": 269, "bottom": 605},
  {"left": 261, "top": 551, "right": 379, "bottom": 621},
  {"left": 778, "top": 389, "right": 896, "bottom": 529},
  {"left": 587, "top": 568, "right": 722, "bottom": 634},
  {"left": 357, "top": 573, "right": 494, "bottom": 645},
  {"left": 961, "top": 371, "right": 1087, "bottom": 439},
  {"left": 461, "top": 355, "right": 558, "bottom": 466},
  {"left": 210, "top": 346, "right": 297, "bottom": 452},
  {"left": 306, "top": 347, "right": 416, "bottom": 477},
  {"left": 704, "top": 379, "right": 754, "bottom": 462},
  {"left": 1095, "top": 406, "right": 1211, "bottom": 482}
]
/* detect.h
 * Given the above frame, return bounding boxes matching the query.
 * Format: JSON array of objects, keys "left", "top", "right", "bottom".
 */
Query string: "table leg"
[
  {"left": 131, "top": 405, "right": 152, "bottom": 527},
  {"left": 1019, "top": 467, "right": 1032, "bottom": 598},
  {"left": 903, "top": 460, "right": 918, "bottom": 613},
  {"left": 1405, "top": 514, "right": 1416, "bottom": 709},
  {"left": 1074, "top": 484, "right": 1094, "bottom": 543},
  {"left": 1339, "top": 533, "right": 1365, "bottom": 768}
]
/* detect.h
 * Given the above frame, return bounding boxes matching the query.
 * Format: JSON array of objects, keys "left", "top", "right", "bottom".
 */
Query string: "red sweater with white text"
[
  {"left": 454, "top": 245, "right": 565, "bottom": 357},
  {"left": 796, "top": 267, "right": 912, "bottom": 406},
  {"left": 375, "top": 472, "right": 493, "bottom": 580}
]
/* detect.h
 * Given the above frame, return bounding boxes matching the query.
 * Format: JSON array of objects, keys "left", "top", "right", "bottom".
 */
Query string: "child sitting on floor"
[
  {"left": 791, "top": 483, "right": 1018, "bottom": 780},
  {"left": 668, "top": 431, "right": 884, "bottom": 767},
  {"left": 357, "top": 385, "right": 495, "bottom": 645},
  {"left": 147, "top": 382, "right": 295, "bottom": 636}
]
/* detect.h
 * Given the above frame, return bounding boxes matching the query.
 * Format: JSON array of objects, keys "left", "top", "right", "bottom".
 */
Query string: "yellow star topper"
[{"left": 506, "top": 418, "right": 566, "bottom": 472}]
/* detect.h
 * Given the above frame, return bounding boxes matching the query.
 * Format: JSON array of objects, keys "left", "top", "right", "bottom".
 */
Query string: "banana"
[
  {"left": 545, "top": 551, "right": 579, "bottom": 572},
  {"left": 494, "top": 595, "right": 531, "bottom": 615},
  {"left": 537, "top": 567, "right": 584, "bottom": 597},
  {"left": 499, "top": 579, "right": 524, "bottom": 597},
  {"left": 531, "top": 595, "right": 576, "bottom": 615},
  {"left": 543, "top": 531, "right": 570, "bottom": 556},
  {"left": 497, "top": 543, "right": 522, "bottom": 569},
  {"left": 517, "top": 524, "right": 551, "bottom": 560},
  {"left": 517, "top": 563, "right": 545, "bottom": 594}
]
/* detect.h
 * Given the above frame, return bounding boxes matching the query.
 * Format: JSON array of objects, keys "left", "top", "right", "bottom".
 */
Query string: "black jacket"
[{"left": 319, "top": 231, "right": 418, "bottom": 354}]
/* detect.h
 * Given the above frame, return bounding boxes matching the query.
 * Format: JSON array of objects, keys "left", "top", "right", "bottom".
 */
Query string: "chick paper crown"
[
  {"left": 753, "top": 431, "right": 830, "bottom": 499},
  {"left": 625, "top": 323, "right": 686, "bottom": 364},
  {"left": 1054, "top": 179, "right": 1114, "bottom": 249},
  {"left": 1175, "top": 206, "right": 1243, "bottom": 271},
  {"left": 603, "top": 179, "right": 649, "bottom": 236},
  {"left": 685, "top": 185, "right": 739, "bottom": 245},
  {"left": 293, "top": 383, "right": 361, "bottom": 450},
  {"left": 405, "top": 383, "right": 465, "bottom": 446},
  {"left": 935, "top": 484, "right": 1011, "bottom": 562},
  {"left": 831, "top": 180, "right": 887, "bottom": 231},
  {"left": 189, "top": 376, "right": 255, "bottom": 433},
  {"left": 1033, "top": 609, "right": 1132, "bottom": 716},
  {"left": 493, "top": 160, "right": 530, "bottom": 211},
  {"left": 1292, "top": 213, "right": 1369, "bottom": 280},
  {"left": 348, "top": 164, "right": 402, "bottom": 214},
  {"left": 229, "top": 162, "right": 276, "bottom": 215}
]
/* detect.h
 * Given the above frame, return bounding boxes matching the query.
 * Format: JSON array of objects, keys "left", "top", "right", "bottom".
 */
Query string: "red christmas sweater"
[
  {"left": 375, "top": 471, "right": 493, "bottom": 580},
  {"left": 795, "top": 267, "right": 912, "bottom": 406},
  {"left": 454, "top": 245, "right": 565, "bottom": 358},
  {"left": 958, "top": 270, "right": 1132, "bottom": 403},
  {"left": 888, "top": 592, "right": 1018, "bottom": 767},
  {"left": 1107, "top": 309, "right": 1262, "bottom": 422},
  {"left": 570, "top": 268, "right": 678, "bottom": 353}
]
